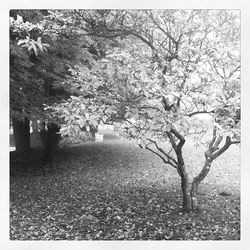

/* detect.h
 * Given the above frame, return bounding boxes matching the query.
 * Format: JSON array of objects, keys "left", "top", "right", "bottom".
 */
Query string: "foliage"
[
  {"left": 50, "top": 10, "right": 240, "bottom": 141},
  {"left": 47, "top": 10, "right": 240, "bottom": 211},
  {"left": 9, "top": 9, "right": 127, "bottom": 135},
  {"left": 10, "top": 10, "right": 92, "bottom": 124}
]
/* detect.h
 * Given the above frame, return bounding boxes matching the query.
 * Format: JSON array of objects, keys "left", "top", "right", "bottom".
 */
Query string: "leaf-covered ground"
[{"left": 10, "top": 132, "right": 240, "bottom": 240}]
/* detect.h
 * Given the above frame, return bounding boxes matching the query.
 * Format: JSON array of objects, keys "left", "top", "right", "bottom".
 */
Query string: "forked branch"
[
  {"left": 147, "top": 138, "right": 178, "bottom": 166},
  {"left": 144, "top": 145, "right": 177, "bottom": 168}
]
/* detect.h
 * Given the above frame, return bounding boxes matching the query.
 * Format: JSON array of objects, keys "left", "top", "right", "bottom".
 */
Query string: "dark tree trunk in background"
[
  {"left": 90, "top": 125, "right": 98, "bottom": 138},
  {"left": 40, "top": 123, "right": 61, "bottom": 164},
  {"left": 12, "top": 117, "right": 30, "bottom": 153}
]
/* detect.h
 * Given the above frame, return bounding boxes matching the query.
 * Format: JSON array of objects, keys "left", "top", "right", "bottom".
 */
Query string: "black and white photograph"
[{"left": 3, "top": 1, "right": 250, "bottom": 248}]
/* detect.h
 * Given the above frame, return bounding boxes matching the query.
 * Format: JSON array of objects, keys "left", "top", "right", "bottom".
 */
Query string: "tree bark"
[
  {"left": 169, "top": 128, "right": 192, "bottom": 212},
  {"left": 12, "top": 117, "right": 31, "bottom": 153},
  {"left": 90, "top": 125, "right": 98, "bottom": 138},
  {"left": 179, "top": 167, "right": 192, "bottom": 212},
  {"left": 40, "top": 123, "right": 61, "bottom": 164},
  {"left": 189, "top": 132, "right": 234, "bottom": 211},
  {"left": 190, "top": 158, "right": 212, "bottom": 210}
]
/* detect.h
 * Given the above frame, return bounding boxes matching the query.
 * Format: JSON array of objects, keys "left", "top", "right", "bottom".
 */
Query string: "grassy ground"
[{"left": 10, "top": 131, "right": 240, "bottom": 240}]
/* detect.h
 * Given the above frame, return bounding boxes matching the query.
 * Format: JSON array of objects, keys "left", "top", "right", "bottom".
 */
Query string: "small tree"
[{"left": 50, "top": 10, "right": 240, "bottom": 212}]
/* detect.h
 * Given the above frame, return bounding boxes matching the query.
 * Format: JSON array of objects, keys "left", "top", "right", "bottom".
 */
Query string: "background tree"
[
  {"left": 10, "top": 10, "right": 48, "bottom": 152},
  {"left": 10, "top": 10, "right": 101, "bottom": 159}
]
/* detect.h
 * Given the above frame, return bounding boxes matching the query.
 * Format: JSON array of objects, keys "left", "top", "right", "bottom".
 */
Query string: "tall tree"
[
  {"left": 10, "top": 10, "right": 96, "bottom": 156},
  {"left": 10, "top": 10, "right": 49, "bottom": 152}
]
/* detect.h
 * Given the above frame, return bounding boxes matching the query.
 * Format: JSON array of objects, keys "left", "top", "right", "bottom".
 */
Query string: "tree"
[
  {"left": 10, "top": 10, "right": 46, "bottom": 152},
  {"left": 43, "top": 10, "right": 241, "bottom": 212},
  {"left": 10, "top": 10, "right": 98, "bottom": 156},
  {"left": 10, "top": 10, "right": 57, "bottom": 153}
]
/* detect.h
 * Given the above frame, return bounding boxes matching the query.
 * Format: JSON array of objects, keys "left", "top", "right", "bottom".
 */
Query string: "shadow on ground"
[{"left": 10, "top": 130, "right": 240, "bottom": 240}]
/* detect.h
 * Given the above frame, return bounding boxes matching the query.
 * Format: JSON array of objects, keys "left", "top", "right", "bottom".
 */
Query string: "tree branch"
[
  {"left": 147, "top": 138, "right": 178, "bottom": 166},
  {"left": 186, "top": 110, "right": 214, "bottom": 117},
  {"left": 147, "top": 11, "right": 177, "bottom": 44},
  {"left": 213, "top": 136, "right": 223, "bottom": 149},
  {"left": 211, "top": 136, "right": 232, "bottom": 160},
  {"left": 130, "top": 31, "right": 156, "bottom": 51},
  {"left": 231, "top": 140, "right": 240, "bottom": 144},
  {"left": 209, "top": 126, "right": 217, "bottom": 148},
  {"left": 145, "top": 145, "right": 177, "bottom": 169},
  {"left": 170, "top": 127, "right": 185, "bottom": 150},
  {"left": 166, "top": 131, "right": 177, "bottom": 151},
  {"left": 138, "top": 106, "right": 161, "bottom": 111}
]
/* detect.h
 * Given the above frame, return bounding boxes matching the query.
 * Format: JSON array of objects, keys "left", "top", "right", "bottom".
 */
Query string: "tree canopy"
[{"left": 49, "top": 10, "right": 240, "bottom": 141}]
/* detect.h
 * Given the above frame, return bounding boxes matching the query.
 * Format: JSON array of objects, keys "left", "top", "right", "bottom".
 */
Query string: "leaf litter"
[{"left": 10, "top": 136, "right": 240, "bottom": 240}]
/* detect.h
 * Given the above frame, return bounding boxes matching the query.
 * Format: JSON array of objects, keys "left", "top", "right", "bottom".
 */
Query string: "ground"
[{"left": 10, "top": 131, "right": 240, "bottom": 240}]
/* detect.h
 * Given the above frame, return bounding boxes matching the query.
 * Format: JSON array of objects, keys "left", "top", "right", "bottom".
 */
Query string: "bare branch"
[
  {"left": 213, "top": 136, "right": 223, "bottom": 148},
  {"left": 145, "top": 146, "right": 177, "bottom": 169},
  {"left": 211, "top": 136, "right": 232, "bottom": 160},
  {"left": 170, "top": 127, "right": 185, "bottom": 150},
  {"left": 209, "top": 127, "right": 217, "bottom": 148},
  {"left": 147, "top": 11, "right": 177, "bottom": 45},
  {"left": 138, "top": 106, "right": 161, "bottom": 111},
  {"left": 147, "top": 138, "right": 178, "bottom": 166},
  {"left": 130, "top": 31, "right": 156, "bottom": 51},
  {"left": 228, "top": 65, "right": 240, "bottom": 79},
  {"left": 186, "top": 110, "right": 214, "bottom": 117},
  {"left": 166, "top": 131, "right": 177, "bottom": 151},
  {"left": 231, "top": 140, "right": 240, "bottom": 144}
]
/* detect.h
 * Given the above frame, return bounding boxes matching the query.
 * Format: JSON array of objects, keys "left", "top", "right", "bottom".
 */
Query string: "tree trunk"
[
  {"left": 12, "top": 117, "right": 30, "bottom": 153},
  {"left": 178, "top": 166, "right": 192, "bottom": 212},
  {"left": 189, "top": 132, "right": 233, "bottom": 211},
  {"left": 40, "top": 123, "right": 61, "bottom": 164},
  {"left": 168, "top": 128, "right": 192, "bottom": 212},
  {"left": 90, "top": 125, "right": 98, "bottom": 138},
  {"left": 190, "top": 158, "right": 212, "bottom": 211},
  {"left": 175, "top": 144, "right": 192, "bottom": 212}
]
